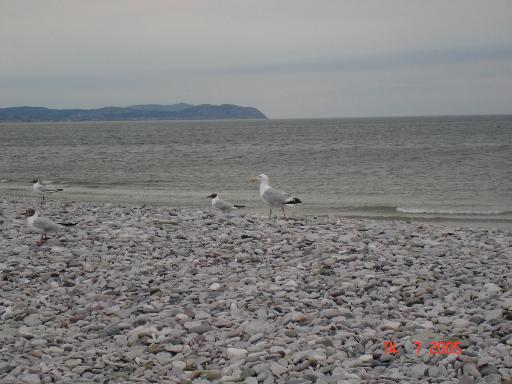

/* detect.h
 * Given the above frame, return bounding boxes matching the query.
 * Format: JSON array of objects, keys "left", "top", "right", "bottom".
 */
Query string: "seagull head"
[
  {"left": 207, "top": 193, "right": 218, "bottom": 199},
  {"left": 250, "top": 174, "right": 269, "bottom": 184},
  {"left": 24, "top": 208, "right": 36, "bottom": 218}
]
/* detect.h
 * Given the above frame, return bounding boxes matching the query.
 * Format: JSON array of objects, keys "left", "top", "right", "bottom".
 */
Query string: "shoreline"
[
  {"left": 1, "top": 197, "right": 511, "bottom": 383},
  {"left": 2, "top": 191, "right": 511, "bottom": 232}
]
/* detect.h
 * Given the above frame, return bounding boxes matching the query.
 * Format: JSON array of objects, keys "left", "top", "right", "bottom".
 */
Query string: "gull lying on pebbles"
[
  {"left": 207, "top": 193, "right": 245, "bottom": 213},
  {"left": 32, "top": 179, "right": 64, "bottom": 202},
  {"left": 250, "top": 174, "right": 302, "bottom": 219},
  {"left": 24, "top": 208, "right": 76, "bottom": 246}
]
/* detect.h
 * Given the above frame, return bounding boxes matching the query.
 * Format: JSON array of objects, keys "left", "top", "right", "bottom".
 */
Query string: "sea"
[{"left": 1, "top": 116, "right": 511, "bottom": 229}]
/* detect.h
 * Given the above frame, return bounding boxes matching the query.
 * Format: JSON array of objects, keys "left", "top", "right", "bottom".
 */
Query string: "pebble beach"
[{"left": 1, "top": 197, "right": 511, "bottom": 384}]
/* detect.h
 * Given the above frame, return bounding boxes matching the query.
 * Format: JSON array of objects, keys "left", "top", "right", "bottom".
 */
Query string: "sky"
[{"left": 1, "top": 0, "right": 511, "bottom": 118}]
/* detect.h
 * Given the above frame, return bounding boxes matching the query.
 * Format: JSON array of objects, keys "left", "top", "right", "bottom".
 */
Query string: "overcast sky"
[{"left": 1, "top": 0, "right": 511, "bottom": 118}]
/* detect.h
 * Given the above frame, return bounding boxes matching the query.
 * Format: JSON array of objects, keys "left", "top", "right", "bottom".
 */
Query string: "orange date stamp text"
[{"left": 384, "top": 340, "right": 461, "bottom": 356}]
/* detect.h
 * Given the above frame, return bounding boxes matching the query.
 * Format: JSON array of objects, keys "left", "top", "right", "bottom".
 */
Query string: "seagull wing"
[
  {"left": 213, "top": 198, "right": 235, "bottom": 212},
  {"left": 32, "top": 217, "right": 61, "bottom": 232},
  {"left": 262, "top": 187, "right": 293, "bottom": 205},
  {"left": 38, "top": 184, "right": 63, "bottom": 193}
]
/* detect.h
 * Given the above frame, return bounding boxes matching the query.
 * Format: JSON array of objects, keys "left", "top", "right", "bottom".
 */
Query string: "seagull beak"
[{"left": 249, "top": 176, "right": 257, "bottom": 183}]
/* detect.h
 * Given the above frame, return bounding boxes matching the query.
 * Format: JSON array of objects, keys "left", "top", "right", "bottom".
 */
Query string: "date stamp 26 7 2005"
[{"left": 383, "top": 340, "right": 462, "bottom": 356}]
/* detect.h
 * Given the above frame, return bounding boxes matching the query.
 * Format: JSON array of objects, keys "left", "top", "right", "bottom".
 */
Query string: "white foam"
[{"left": 396, "top": 207, "right": 509, "bottom": 216}]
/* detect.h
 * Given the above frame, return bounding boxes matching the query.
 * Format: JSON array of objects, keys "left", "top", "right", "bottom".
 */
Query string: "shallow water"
[{"left": 1, "top": 116, "right": 511, "bottom": 228}]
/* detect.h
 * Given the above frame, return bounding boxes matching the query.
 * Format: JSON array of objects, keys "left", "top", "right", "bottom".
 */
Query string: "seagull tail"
[
  {"left": 234, "top": 205, "right": 246, "bottom": 208},
  {"left": 284, "top": 197, "right": 302, "bottom": 205},
  {"left": 58, "top": 222, "right": 77, "bottom": 226}
]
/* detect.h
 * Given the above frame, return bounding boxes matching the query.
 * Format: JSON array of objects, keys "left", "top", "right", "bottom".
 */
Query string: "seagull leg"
[
  {"left": 281, "top": 206, "right": 287, "bottom": 219},
  {"left": 36, "top": 234, "right": 44, "bottom": 246},
  {"left": 269, "top": 208, "right": 272, "bottom": 219}
]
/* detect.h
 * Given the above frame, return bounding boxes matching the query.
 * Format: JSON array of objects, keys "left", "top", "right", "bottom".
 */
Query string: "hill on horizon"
[{"left": 0, "top": 103, "right": 268, "bottom": 122}]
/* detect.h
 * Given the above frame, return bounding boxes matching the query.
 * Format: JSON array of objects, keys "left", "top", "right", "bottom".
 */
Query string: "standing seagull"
[
  {"left": 24, "top": 208, "right": 76, "bottom": 246},
  {"left": 249, "top": 174, "right": 302, "bottom": 219},
  {"left": 32, "top": 179, "right": 63, "bottom": 202},
  {"left": 207, "top": 193, "right": 245, "bottom": 213}
]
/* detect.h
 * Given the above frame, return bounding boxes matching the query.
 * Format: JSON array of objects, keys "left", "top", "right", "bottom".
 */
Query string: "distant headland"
[{"left": 0, "top": 103, "right": 268, "bottom": 122}]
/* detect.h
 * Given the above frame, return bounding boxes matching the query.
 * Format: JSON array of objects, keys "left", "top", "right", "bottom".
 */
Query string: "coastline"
[
  {"left": 2, "top": 184, "right": 511, "bottom": 232},
  {"left": 1, "top": 197, "right": 511, "bottom": 383}
]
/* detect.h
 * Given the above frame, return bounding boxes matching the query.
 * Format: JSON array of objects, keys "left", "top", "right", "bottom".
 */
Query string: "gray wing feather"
[
  {"left": 33, "top": 217, "right": 60, "bottom": 232},
  {"left": 214, "top": 199, "right": 235, "bottom": 211},
  {"left": 262, "top": 187, "right": 292, "bottom": 205},
  {"left": 38, "top": 185, "right": 62, "bottom": 193}
]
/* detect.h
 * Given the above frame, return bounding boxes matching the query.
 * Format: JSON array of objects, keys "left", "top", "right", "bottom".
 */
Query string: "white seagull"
[
  {"left": 249, "top": 174, "right": 302, "bottom": 219},
  {"left": 207, "top": 193, "right": 245, "bottom": 213},
  {"left": 24, "top": 208, "right": 76, "bottom": 246},
  {"left": 32, "top": 179, "right": 64, "bottom": 202}
]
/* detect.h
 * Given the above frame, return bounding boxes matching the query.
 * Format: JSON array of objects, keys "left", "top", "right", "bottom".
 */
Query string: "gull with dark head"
[
  {"left": 24, "top": 208, "right": 76, "bottom": 246},
  {"left": 249, "top": 174, "right": 302, "bottom": 219},
  {"left": 207, "top": 193, "right": 245, "bottom": 213},
  {"left": 32, "top": 179, "right": 64, "bottom": 202}
]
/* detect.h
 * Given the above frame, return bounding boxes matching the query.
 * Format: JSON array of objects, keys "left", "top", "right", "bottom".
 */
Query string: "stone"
[
  {"left": 166, "top": 344, "right": 184, "bottom": 353},
  {"left": 484, "top": 374, "right": 502, "bottom": 384},
  {"left": 452, "top": 318, "right": 470, "bottom": 328},
  {"left": 382, "top": 321, "right": 401, "bottom": 330},
  {"left": 485, "top": 309, "right": 502, "bottom": 321},
  {"left": 156, "top": 352, "right": 173, "bottom": 365},
  {"left": 483, "top": 283, "right": 501, "bottom": 295},
  {"left": 172, "top": 360, "right": 186, "bottom": 370},
  {"left": 227, "top": 348, "right": 248, "bottom": 360},
  {"left": 22, "top": 374, "right": 41, "bottom": 384},
  {"left": 23, "top": 314, "right": 41, "bottom": 326},
  {"left": 480, "top": 365, "right": 498, "bottom": 376},
  {"left": 210, "top": 283, "right": 221, "bottom": 291},
  {"left": 270, "top": 362, "right": 287, "bottom": 375},
  {"left": 409, "top": 363, "right": 428, "bottom": 379},
  {"left": 103, "top": 324, "right": 121, "bottom": 336},
  {"left": 65, "top": 359, "right": 82, "bottom": 368},
  {"left": 148, "top": 344, "right": 165, "bottom": 353},
  {"left": 463, "top": 363, "right": 481, "bottom": 378},
  {"left": 428, "top": 365, "right": 447, "bottom": 378},
  {"left": 358, "top": 354, "right": 373, "bottom": 363},
  {"left": 458, "top": 374, "right": 475, "bottom": 384},
  {"left": 48, "top": 346, "right": 64, "bottom": 354},
  {"left": 306, "top": 351, "right": 327, "bottom": 363},
  {"left": 18, "top": 326, "right": 35, "bottom": 339}
]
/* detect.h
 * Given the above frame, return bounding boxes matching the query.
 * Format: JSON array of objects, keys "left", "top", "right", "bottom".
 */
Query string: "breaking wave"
[{"left": 396, "top": 207, "right": 512, "bottom": 216}]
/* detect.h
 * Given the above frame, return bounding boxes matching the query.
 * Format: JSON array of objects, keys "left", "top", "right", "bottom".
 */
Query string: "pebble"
[
  {"left": 22, "top": 374, "right": 41, "bottom": 384},
  {"left": 1, "top": 198, "right": 510, "bottom": 383},
  {"left": 226, "top": 348, "right": 248, "bottom": 360},
  {"left": 409, "top": 363, "right": 428, "bottom": 379},
  {"left": 156, "top": 352, "right": 173, "bottom": 365},
  {"left": 382, "top": 321, "right": 401, "bottom": 330},
  {"left": 64, "top": 359, "right": 82, "bottom": 368},
  {"left": 209, "top": 283, "right": 221, "bottom": 291},
  {"left": 103, "top": 324, "right": 121, "bottom": 336}
]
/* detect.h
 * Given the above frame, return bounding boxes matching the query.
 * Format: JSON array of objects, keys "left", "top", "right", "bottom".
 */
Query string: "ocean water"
[{"left": 1, "top": 116, "right": 511, "bottom": 228}]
